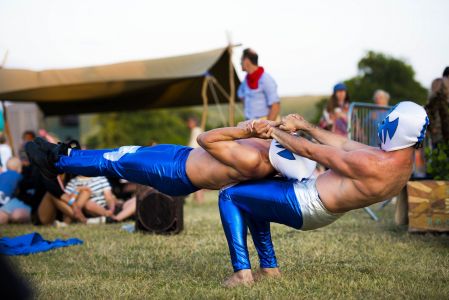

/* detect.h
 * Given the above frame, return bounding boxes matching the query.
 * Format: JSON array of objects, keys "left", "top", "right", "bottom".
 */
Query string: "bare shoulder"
[
  {"left": 345, "top": 147, "right": 389, "bottom": 176},
  {"left": 348, "top": 147, "right": 386, "bottom": 163},
  {"left": 350, "top": 147, "right": 413, "bottom": 178}
]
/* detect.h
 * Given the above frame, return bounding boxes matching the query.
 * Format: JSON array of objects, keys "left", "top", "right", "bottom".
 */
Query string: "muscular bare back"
[
  {"left": 265, "top": 107, "right": 427, "bottom": 215},
  {"left": 185, "top": 138, "right": 275, "bottom": 190},
  {"left": 316, "top": 147, "right": 415, "bottom": 213}
]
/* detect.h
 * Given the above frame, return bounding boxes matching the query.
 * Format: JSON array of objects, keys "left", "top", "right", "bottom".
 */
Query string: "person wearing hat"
[{"left": 319, "top": 83, "right": 351, "bottom": 136}]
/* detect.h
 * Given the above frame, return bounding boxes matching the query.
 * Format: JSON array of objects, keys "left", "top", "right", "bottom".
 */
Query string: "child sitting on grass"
[{"left": 0, "top": 157, "right": 31, "bottom": 224}]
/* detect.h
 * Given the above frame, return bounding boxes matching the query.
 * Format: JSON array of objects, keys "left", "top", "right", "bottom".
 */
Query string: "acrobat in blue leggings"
[
  {"left": 55, "top": 145, "right": 199, "bottom": 196},
  {"left": 219, "top": 177, "right": 303, "bottom": 271}
]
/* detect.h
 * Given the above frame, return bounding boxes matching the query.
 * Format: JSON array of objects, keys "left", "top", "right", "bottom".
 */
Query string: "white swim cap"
[
  {"left": 377, "top": 101, "right": 429, "bottom": 152},
  {"left": 269, "top": 139, "right": 316, "bottom": 180}
]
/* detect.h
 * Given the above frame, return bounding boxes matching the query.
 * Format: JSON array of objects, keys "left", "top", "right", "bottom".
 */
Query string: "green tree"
[
  {"left": 344, "top": 51, "right": 427, "bottom": 105},
  {"left": 86, "top": 108, "right": 200, "bottom": 148}
]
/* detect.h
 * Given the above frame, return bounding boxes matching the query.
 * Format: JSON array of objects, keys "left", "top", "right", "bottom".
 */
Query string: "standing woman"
[{"left": 319, "top": 83, "right": 351, "bottom": 136}]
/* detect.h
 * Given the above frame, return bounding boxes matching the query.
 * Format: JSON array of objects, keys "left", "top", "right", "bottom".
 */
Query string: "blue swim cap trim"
[
  {"left": 274, "top": 141, "right": 296, "bottom": 160},
  {"left": 378, "top": 116, "right": 399, "bottom": 144},
  {"left": 417, "top": 116, "right": 429, "bottom": 143}
]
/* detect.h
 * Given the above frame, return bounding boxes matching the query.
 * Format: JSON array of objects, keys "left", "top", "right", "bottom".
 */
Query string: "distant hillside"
[
  {"left": 280, "top": 95, "right": 325, "bottom": 121},
  {"left": 80, "top": 95, "right": 326, "bottom": 144},
  {"left": 198, "top": 94, "right": 325, "bottom": 127}
]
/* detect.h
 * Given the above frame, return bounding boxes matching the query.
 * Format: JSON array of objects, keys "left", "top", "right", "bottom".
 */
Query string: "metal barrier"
[
  {"left": 347, "top": 102, "right": 391, "bottom": 221},
  {"left": 347, "top": 102, "right": 391, "bottom": 147}
]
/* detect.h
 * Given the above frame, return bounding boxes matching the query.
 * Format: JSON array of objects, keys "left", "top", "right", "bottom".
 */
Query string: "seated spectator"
[
  {"left": 111, "top": 197, "right": 136, "bottom": 222},
  {"left": 18, "top": 130, "right": 36, "bottom": 166},
  {"left": 373, "top": 89, "right": 390, "bottom": 106},
  {"left": 64, "top": 176, "right": 117, "bottom": 222},
  {"left": 319, "top": 83, "right": 351, "bottom": 136},
  {"left": 13, "top": 136, "right": 79, "bottom": 225},
  {"left": 0, "top": 157, "right": 31, "bottom": 224},
  {"left": 39, "top": 181, "right": 92, "bottom": 224}
]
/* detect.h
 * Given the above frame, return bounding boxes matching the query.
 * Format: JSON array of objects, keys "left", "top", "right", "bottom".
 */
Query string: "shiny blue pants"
[
  {"left": 219, "top": 177, "right": 303, "bottom": 271},
  {"left": 55, "top": 145, "right": 198, "bottom": 196}
]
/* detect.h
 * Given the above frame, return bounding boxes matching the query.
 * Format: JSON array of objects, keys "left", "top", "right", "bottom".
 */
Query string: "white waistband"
[{"left": 293, "top": 178, "right": 344, "bottom": 230}]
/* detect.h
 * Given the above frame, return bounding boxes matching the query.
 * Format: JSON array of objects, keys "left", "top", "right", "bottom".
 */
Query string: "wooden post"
[
  {"left": 228, "top": 45, "right": 235, "bottom": 126},
  {"left": 200, "top": 77, "right": 209, "bottom": 131},
  {"left": 395, "top": 186, "right": 408, "bottom": 225},
  {"left": 1, "top": 101, "right": 15, "bottom": 156}
]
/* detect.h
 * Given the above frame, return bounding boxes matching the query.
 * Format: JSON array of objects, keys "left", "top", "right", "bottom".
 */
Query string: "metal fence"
[
  {"left": 347, "top": 102, "right": 391, "bottom": 147},
  {"left": 347, "top": 101, "right": 428, "bottom": 178}
]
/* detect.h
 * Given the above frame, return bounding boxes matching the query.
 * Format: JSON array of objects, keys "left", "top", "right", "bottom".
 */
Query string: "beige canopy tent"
[{"left": 0, "top": 46, "right": 240, "bottom": 129}]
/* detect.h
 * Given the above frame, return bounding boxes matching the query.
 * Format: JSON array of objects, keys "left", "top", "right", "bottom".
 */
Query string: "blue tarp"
[{"left": 0, "top": 232, "right": 83, "bottom": 256}]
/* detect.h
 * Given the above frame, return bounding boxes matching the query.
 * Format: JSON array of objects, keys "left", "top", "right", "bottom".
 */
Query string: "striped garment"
[{"left": 65, "top": 176, "right": 111, "bottom": 207}]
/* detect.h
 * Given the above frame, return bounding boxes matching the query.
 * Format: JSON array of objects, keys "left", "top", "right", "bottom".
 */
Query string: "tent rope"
[
  {"left": 207, "top": 79, "right": 228, "bottom": 127},
  {"left": 210, "top": 77, "right": 244, "bottom": 119}
]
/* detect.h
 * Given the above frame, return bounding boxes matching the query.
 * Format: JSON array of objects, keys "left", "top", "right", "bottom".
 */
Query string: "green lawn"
[{"left": 3, "top": 191, "right": 449, "bottom": 299}]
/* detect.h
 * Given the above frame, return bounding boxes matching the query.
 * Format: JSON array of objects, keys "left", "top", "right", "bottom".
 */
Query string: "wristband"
[{"left": 68, "top": 197, "right": 76, "bottom": 206}]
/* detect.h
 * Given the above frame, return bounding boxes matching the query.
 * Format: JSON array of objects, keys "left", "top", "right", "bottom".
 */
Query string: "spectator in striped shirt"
[{"left": 65, "top": 176, "right": 117, "bottom": 222}]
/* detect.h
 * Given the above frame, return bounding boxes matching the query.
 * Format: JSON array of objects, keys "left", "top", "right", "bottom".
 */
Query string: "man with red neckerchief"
[{"left": 238, "top": 48, "right": 280, "bottom": 121}]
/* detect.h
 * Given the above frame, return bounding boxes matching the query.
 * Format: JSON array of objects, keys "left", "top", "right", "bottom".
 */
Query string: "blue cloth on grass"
[{"left": 0, "top": 232, "right": 83, "bottom": 256}]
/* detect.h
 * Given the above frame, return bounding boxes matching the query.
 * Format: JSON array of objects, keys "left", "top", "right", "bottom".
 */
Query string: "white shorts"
[{"left": 294, "top": 178, "right": 344, "bottom": 230}]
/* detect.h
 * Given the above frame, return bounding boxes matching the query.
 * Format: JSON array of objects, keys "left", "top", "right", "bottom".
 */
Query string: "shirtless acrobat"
[
  {"left": 25, "top": 120, "right": 315, "bottom": 197},
  {"left": 217, "top": 101, "right": 429, "bottom": 287}
]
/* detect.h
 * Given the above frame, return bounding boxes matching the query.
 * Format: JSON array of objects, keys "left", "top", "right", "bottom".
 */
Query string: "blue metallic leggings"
[
  {"left": 219, "top": 177, "right": 303, "bottom": 272},
  {"left": 55, "top": 145, "right": 198, "bottom": 196}
]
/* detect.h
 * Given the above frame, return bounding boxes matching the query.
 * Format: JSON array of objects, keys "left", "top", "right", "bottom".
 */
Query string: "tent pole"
[
  {"left": 228, "top": 45, "right": 235, "bottom": 126},
  {"left": 1, "top": 101, "right": 15, "bottom": 156},
  {"left": 201, "top": 76, "right": 209, "bottom": 130}
]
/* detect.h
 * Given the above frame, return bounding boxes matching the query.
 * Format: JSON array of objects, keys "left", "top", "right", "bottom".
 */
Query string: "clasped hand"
[{"left": 245, "top": 114, "right": 309, "bottom": 139}]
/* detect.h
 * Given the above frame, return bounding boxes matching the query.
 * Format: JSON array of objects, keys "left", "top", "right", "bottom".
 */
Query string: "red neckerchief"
[{"left": 246, "top": 66, "right": 264, "bottom": 89}]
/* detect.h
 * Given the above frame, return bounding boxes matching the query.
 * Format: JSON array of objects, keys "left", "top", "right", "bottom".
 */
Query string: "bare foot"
[
  {"left": 72, "top": 206, "right": 87, "bottom": 223},
  {"left": 222, "top": 269, "right": 254, "bottom": 288},
  {"left": 253, "top": 268, "right": 281, "bottom": 282}
]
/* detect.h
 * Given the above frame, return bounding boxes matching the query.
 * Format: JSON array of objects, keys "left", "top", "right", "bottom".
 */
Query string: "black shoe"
[
  {"left": 66, "top": 140, "right": 81, "bottom": 151},
  {"left": 34, "top": 137, "right": 80, "bottom": 161},
  {"left": 25, "top": 142, "right": 60, "bottom": 179}
]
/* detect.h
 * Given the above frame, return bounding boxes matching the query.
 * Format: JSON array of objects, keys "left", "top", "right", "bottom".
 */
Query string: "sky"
[{"left": 0, "top": 0, "right": 448, "bottom": 96}]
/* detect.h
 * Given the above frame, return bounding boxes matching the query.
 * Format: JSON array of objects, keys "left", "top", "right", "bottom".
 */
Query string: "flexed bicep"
[{"left": 197, "top": 126, "right": 269, "bottom": 176}]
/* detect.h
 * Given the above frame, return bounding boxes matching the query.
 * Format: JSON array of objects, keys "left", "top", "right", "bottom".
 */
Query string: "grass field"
[{"left": 3, "top": 191, "right": 449, "bottom": 299}]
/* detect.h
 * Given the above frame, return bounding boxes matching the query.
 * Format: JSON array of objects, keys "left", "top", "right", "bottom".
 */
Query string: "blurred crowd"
[
  {"left": 0, "top": 116, "right": 206, "bottom": 227},
  {"left": 0, "top": 130, "right": 137, "bottom": 226}
]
